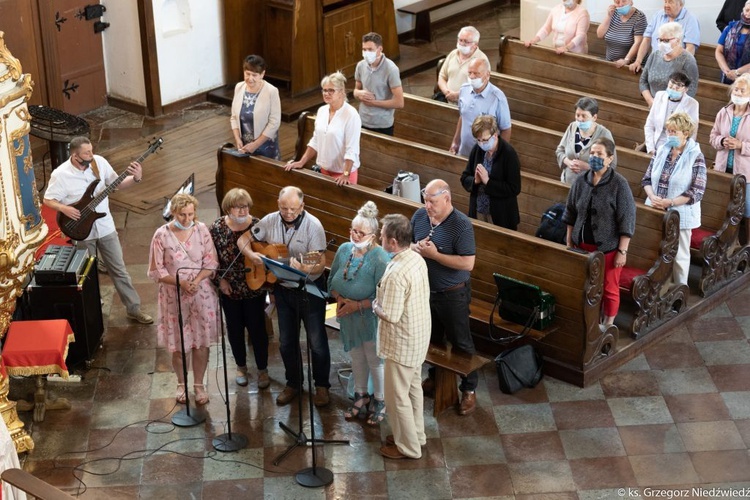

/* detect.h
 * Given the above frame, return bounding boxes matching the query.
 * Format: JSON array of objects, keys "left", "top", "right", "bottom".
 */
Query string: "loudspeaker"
[{"left": 25, "top": 257, "right": 104, "bottom": 367}]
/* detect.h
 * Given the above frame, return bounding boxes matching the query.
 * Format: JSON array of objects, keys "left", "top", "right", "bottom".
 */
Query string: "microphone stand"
[{"left": 263, "top": 257, "right": 347, "bottom": 487}]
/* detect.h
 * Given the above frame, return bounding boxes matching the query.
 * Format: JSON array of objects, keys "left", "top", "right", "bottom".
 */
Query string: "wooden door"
[
  {"left": 323, "top": 1, "right": 372, "bottom": 77},
  {"left": 37, "top": 0, "right": 107, "bottom": 115}
]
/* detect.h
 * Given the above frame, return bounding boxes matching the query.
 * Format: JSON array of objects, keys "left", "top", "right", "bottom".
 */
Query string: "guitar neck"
[{"left": 86, "top": 149, "right": 153, "bottom": 209}]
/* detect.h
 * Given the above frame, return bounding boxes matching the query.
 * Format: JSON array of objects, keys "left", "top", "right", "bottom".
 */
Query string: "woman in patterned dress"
[{"left": 148, "top": 193, "right": 220, "bottom": 405}]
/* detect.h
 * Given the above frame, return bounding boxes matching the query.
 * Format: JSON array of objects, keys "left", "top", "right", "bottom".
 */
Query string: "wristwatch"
[{"left": 617, "top": 249, "right": 627, "bottom": 255}]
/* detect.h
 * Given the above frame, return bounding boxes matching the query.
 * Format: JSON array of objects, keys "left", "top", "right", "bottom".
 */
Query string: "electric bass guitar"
[{"left": 58, "top": 138, "right": 163, "bottom": 240}]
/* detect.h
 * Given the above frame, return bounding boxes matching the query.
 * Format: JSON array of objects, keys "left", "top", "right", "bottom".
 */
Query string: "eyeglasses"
[
  {"left": 231, "top": 205, "right": 249, "bottom": 211},
  {"left": 350, "top": 228, "right": 371, "bottom": 238},
  {"left": 476, "top": 135, "right": 494, "bottom": 144},
  {"left": 657, "top": 37, "right": 675, "bottom": 43},
  {"left": 279, "top": 205, "right": 302, "bottom": 213},
  {"left": 457, "top": 38, "right": 475, "bottom": 45},
  {"left": 321, "top": 88, "right": 338, "bottom": 95},
  {"left": 420, "top": 188, "right": 448, "bottom": 199},
  {"left": 667, "top": 80, "right": 686, "bottom": 90}
]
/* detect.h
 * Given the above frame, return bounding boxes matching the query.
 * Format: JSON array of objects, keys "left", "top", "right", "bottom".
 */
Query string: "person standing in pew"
[
  {"left": 717, "top": 0, "right": 746, "bottom": 33},
  {"left": 715, "top": 1, "right": 750, "bottom": 84},
  {"left": 435, "top": 26, "right": 489, "bottom": 104},
  {"left": 460, "top": 115, "right": 521, "bottom": 230},
  {"left": 285, "top": 72, "right": 361, "bottom": 186},
  {"left": 372, "top": 214, "right": 431, "bottom": 460},
  {"left": 354, "top": 32, "right": 404, "bottom": 136},
  {"left": 449, "top": 58, "right": 511, "bottom": 157},
  {"left": 524, "top": 0, "right": 590, "bottom": 54},
  {"left": 412, "top": 180, "right": 478, "bottom": 416},
  {"left": 562, "top": 138, "right": 636, "bottom": 326},
  {"left": 597, "top": 0, "right": 648, "bottom": 67},
  {"left": 629, "top": 0, "right": 701, "bottom": 73},
  {"left": 644, "top": 71, "right": 699, "bottom": 155},
  {"left": 639, "top": 23, "right": 699, "bottom": 108},
  {"left": 642, "top": 112, "right": 706, "bottom": 286},
  {"left": 556, "top": 97, "right": 616, "bottom": 185}
]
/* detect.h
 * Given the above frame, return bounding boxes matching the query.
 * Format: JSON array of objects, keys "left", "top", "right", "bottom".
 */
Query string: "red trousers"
[{"left": 578, "top": 243, "right": 622, "bottom": 318}]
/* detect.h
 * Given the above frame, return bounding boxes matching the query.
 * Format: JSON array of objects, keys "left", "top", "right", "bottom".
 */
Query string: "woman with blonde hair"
[
  {"left": 148, "top": 193, "right": 220, "bottom": 405},
  {"left": 525, "top": 0, "right": 590, "bottom": 54}
]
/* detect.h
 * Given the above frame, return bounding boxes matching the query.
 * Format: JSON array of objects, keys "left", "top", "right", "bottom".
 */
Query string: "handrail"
[{"left": 1, "top": 468, "right": 75, "bottom": 500}]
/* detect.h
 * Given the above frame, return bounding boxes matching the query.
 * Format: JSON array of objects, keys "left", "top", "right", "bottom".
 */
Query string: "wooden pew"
[
  {"left": 297, "top": 112, "right": 687, "bottom": 338},
  {"left": 392, "top": 93, "right": 750, "bottom": 297},
  {"left": 585, "top": 22, "right": 723, "bottom": 82},
  {"left": 216, "top": 150, "right": 614, "bottom": 387},
  {"left": 496, "top": 36, "right": 728, "bottom": 125}
]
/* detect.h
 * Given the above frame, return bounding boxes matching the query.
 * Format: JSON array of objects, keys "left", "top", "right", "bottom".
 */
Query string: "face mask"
[
  {"left": 578, "top": 120, "right": 593, "bottom": 131},
  {"left": 478, "top": 136, "right": 497, "bottom": 152},
  {"left": 732, "top": 95, "right": 750, "bottom": 106},
  {"left": 77, "top": 156, "right": 92, "bottom": 167},
  {"left": 665, "top": 135, "right": 681, "bottom": 148},
  {"left": 469, "top": 77, "right": 484, "bottom": 90},
  {"left": 229, "top": 215, "right": 249, "bottom": 224},
  {"left": 350, "top": 235, "right": 372, "bottom": 249},
  {"left": 658, "top": 41, "right": 673, "bottom": 55},
  {"left": 615, "top": 5, "right": 631, "bottom": 15},
  {"left": 742, "top": 13, "right": 750, "bottom": 25},
  {"left": 589, "top": 156, "right": 606, "bottom": 172},
  {"left": 173, "top": 219, "right": 194, "bottom": 230},
  {"left": 666, "top": 88, "right": 683, "bottom": 100},
  {"left": 282, "top": 210, "right": 304, "bottom": 226},
  {"left": 362, "top": 50, "right": 378, "bottom": 64},
  {"left": 457, "top": 44, "right": 473, "bottom": 56},
  {"left": 563, "top": 0, "right": 575, "bottom": 8}
]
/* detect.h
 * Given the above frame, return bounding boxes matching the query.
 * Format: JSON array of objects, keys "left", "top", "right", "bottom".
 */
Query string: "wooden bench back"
[
  {"left": 497, "top": 37, "right": 728, "bottom": 124},
  {"left": 217, "top": 150, "right": 613, "bottom": 384},
  {"left": 585, "top": 22, "right": 722, "bottom": 82}
]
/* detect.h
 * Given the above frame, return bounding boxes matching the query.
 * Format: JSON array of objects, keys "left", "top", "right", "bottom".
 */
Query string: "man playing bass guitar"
[{"left": 43, "top": 136, "right": 153, "bottom": 324}]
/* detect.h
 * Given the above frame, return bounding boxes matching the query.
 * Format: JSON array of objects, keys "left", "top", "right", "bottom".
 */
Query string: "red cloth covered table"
[
  {"left": 2, "top": 320, "right": 75, "bottom": 422},
  {"left": 2, "top": 319, "right": 74, "bottom": 378}
]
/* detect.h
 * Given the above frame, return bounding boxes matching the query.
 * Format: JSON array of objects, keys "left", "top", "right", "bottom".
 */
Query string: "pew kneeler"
[
  {"left": 2, "top": 320, "right": 75, "bottom": 422},
  {"left": 424, "top": 343, "right": 491, "bottom": 416}
]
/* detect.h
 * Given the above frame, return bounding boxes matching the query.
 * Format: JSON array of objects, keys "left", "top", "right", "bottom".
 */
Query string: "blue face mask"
[
  {"left": 615, "top": 5, "right": 631, "bottom": 15},
  {"left": 478, "top": 136, "right": 497, "bottom": 152},
  {"left": 666, "top": 88, "right": 683, "bottom": 100},
  {"left": 589, "top": 156, "right": 606, "bottom": 172},
  {"left": 578, "top": 120, "right": 593, "bottom": 131},
  {"left": 173, "top": 219, "right": 195, "bottom": 230},
  {"left": 665, "top": 135, "right": 681, "bottom": 149}
]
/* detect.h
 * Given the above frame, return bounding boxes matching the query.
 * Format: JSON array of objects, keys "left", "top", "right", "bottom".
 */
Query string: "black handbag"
[{"left": 495, "top": 344, "right": 544, "bottom": 394}]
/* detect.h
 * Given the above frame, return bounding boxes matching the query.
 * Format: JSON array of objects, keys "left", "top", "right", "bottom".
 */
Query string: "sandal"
[
  {"left": 194, "top": 384, "right": 209, "bottom": 405},
  {"left": 176, "top": 383, "right": 186, "bottom": 404},
  {"left": 367, "top": 399, "right": 386, "bottom": 426},
  {"left": 344, "top": 392, "right": 370, "bottom": 420}
]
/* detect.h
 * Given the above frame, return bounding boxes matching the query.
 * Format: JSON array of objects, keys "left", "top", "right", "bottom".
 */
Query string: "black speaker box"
[{"left": 25, "top": 257, "right": 104, "bottom": 367}]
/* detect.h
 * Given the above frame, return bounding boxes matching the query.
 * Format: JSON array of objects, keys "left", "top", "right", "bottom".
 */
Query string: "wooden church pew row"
[
  {"left": 216, "top": 149, "right": 614, "bottom": 387},
  {"left": 297, "top": 112, "right": 685, "bottom": 338},
  {"left": 496, "top": 36, "right": 729, "bottom": 125},
  {"left": 390, "top": 93, "right": 748, "bottom": 297},
  {"left": 585, "top": 21, "right": 723, "bottom": 83}
]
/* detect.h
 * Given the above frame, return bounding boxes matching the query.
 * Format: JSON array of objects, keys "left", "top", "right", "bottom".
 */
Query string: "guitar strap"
[{"left": 89, "top": 157, "right": 100, "bottom": 180}]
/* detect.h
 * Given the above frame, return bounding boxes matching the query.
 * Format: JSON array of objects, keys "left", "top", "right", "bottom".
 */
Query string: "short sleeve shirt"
[
  {"left": 457, "top": 82, "right": 512, "bottom": 156},
  {"left": 355, "top": 55, "right": 402, "bottom": 129},
  {"left": 644, "top": 8, "right": 701, "bottom": 53}
]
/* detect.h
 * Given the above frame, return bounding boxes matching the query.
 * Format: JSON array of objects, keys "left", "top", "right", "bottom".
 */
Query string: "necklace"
[
  {"left": 342, "top": 251, "right": 365, "bottom": 281},
  {"left": 428, "top": 219, "right": 441, "bottom": 239}
]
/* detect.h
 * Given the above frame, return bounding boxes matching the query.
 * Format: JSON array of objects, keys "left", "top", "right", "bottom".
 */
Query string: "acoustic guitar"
[
  {"left": 58, "top": 138, "right": 163, "bottom": 240},
  {"left": 246, "top": 241, "right": 289, "bottom": 290}
]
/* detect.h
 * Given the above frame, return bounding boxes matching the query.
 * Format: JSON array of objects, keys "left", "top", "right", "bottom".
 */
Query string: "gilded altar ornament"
[{"left": 0, "top": 31, "right": 48, "bottom": 454}]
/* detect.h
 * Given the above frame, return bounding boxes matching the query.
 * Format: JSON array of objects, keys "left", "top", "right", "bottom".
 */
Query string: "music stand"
[{"left": 263, "top": 257, "right": 348, "bottom": 487}]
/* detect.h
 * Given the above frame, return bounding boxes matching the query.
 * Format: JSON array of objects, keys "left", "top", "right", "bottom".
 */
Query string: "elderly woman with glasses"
[
  {"left": 639, "top": 22, "right": 699, "bottom": 108},
  {"left": 644, "top": 71, "right": 699, "bottom": 155},
  {"left": 209, "top": 188, "right": 270, "bottom": 390},
  {"left": 328, "top": 201, "right": 390, "bottom": 426},
  {"left": 642, "top": 112, "right": 706, "bottom": 286},
  {"left": 286, "top": 71, "right": 362, "bottom": 186},
  {"left": 460, "top": 115, "right": 521, "bottom": 229}
]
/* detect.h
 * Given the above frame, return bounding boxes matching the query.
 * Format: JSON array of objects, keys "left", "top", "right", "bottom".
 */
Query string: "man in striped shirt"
[{"left": 373, "top": 214, "right": 431, "bottom": 459}]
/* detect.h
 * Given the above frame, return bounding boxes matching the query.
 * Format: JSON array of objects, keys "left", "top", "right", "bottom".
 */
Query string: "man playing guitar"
[{"left": 43, "top": 136, "right": 153, "bottom": 324}]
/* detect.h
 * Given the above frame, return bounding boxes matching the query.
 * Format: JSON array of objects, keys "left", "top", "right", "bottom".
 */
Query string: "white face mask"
[
  {"left": 350, "top": 236, "right": 372, "bottom": 249},
  {"left": 563, "top": 0, "right": 575, "bottom": 8},
  {"left": 457, "top": 43, "right": 473, "bottom": 56},
  {"left": 732, "top": 94, "right": 750, "bottom": 106},
  {"left": 229, "top": 214, "right": 249, "bottom": 225},
  {"left": 469, "top": 77, "right": 484, "bottom": 90},
  {"left": 658, "top": 41, "right": 673, "bottom": 55},
  {"left": 362, "top": 50, "right": 378, "bottom": 64}
]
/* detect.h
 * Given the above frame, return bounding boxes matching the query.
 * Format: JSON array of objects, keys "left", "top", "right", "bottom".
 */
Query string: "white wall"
[
  {"left": 152, "top": 0, "right": 225, "bottom": 105},
  {"left": 395, "top": 0, "right": 495, "bottom": 34},
  {"left": 101, "top": 0, "right": 147, "bottom": 106},
  {"left": 521, "top": 0, "right": 724, "bottom": 47}
]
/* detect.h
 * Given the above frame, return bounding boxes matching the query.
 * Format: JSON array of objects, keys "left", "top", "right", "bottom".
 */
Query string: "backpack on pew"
[{"left": 535, "top": 203, "right": 566, "bottom": 244}]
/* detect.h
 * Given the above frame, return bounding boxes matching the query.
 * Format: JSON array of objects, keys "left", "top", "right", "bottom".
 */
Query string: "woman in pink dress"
[{"left": 148, "top": 193, "right": 220, "bottom": 405}]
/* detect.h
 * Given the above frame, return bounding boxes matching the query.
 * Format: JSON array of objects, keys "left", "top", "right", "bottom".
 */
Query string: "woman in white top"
[
  {"left": 643, "top": 71, "right": 699, "bottom": 155},
  {"left": 286, "top": 72, "right": 362, "bottom": 186},
  {"left": 229, "top": 55, "right": 281, "bottom": 160}
]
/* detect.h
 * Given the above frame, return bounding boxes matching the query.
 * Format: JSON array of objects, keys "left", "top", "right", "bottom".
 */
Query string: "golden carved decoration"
[{"left": 0, "top": 31, "right": 23, "bottom": 84}]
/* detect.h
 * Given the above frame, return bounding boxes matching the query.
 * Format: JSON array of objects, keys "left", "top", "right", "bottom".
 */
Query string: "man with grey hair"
[
  {"left": 628, "top": 0, "right": 701, "bottom": 73},
  {"left": 435, "top": 26, "right": 490, "bottom": 104},
  {"left": 450, "top": 57, "right": 511, "bottom": 157}
]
